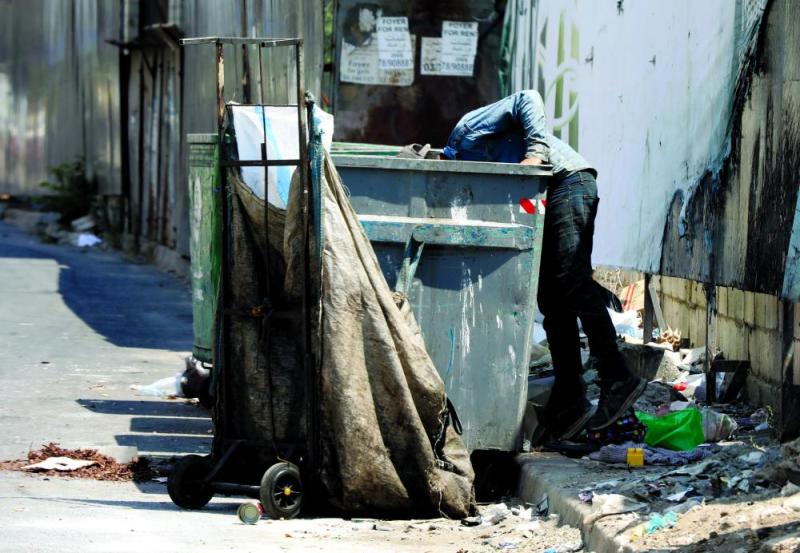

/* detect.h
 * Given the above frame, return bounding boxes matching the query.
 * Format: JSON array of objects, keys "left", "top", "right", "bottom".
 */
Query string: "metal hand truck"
[{"left": 168, "top": 36, "right": 320, "bottom": 520}]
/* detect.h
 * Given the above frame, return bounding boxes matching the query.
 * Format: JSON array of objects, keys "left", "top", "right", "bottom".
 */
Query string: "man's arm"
[
  {"left": 511, "top": 90, "right": 550, "bottom": 163},
  {"left": 444, "top": 90, "right": 550, "bottom": 163}
]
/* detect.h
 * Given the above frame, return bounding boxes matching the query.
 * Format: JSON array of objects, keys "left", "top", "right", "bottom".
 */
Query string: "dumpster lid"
[{"left": 331, "top": 154, "right": 553, "bottom": 177}]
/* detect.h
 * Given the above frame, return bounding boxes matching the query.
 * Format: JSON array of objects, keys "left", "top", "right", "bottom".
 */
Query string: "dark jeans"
[{"left": 537, "top": 171, "right": 629, "bottom": 412}]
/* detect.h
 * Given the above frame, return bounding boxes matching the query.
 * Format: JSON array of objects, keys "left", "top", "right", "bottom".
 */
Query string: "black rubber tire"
[
  {"left": 168, "top": 455, "right": 214, "bottom": 509},
  {"left": 259, "top": 462, "right": 303, "bottom": 519}
]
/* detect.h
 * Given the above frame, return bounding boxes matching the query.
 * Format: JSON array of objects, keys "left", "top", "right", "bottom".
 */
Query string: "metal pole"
[
  {"left": 295, "top": 40, "right": 318, "bottom": 501},
  {"left": 705, "top": 284, "right": 717, "bottom": 403},
  {"left": 643, "top": 273, "right": 654, "bottom": 343},
  {"left": 214, "top": 40, "right": 229, "bottom": 451}
]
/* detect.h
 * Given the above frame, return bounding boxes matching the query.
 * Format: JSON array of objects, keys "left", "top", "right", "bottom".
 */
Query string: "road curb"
[{"left": 517, "top": 453, "right": 640, "bottom": 553}]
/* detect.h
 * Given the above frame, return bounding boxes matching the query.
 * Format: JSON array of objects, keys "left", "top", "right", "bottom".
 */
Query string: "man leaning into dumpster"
[{"left": 441, "top": 90, "right": 646, "bottom": 440}]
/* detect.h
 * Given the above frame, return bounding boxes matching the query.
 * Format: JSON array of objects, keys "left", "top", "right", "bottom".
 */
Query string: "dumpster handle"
[{"left": 394, "top": 236, "right": 425, "bottom": 298}]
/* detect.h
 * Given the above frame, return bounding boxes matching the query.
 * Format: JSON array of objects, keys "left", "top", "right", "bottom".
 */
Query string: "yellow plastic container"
[{"left": 626, "top": 447, "right": 644, "bottom": 467}]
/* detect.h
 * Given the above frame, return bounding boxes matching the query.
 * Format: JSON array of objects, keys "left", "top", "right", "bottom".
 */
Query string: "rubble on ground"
[
  {"left": 341, "top": 501, "right": 583, "bottom": 552},
  {"left": 524, "top": 315, "right": 800, "bottom": 550},
  {"left": 0, "top": 442, "right": 156, "bottom": 481}
]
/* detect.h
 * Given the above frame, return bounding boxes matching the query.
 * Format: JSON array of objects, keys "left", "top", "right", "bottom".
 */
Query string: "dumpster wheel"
[
  {"left": 168, "top": 454, "right": 214, "bottom": 509},
  {"left": 259, "top": 462, "right": 303, "bottom": 519}
]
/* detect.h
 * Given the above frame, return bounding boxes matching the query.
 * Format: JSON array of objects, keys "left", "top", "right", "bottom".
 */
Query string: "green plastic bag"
[{"left": 636, "top": 408, "right": 705, "bottom": 451}]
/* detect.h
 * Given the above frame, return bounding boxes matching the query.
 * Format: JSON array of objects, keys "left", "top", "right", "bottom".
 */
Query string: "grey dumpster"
[{"left": 332, "top": 155, "right": 551, "bottom": 452}]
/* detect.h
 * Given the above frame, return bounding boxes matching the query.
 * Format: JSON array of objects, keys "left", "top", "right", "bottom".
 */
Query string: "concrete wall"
[
  {"left": 655, "top": 276, "right": 789, "bottom": 420},
  {"left": 660, "top": 0, "right": 800, "bottom": 296}
]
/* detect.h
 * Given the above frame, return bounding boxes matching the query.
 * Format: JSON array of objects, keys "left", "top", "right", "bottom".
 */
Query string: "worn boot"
[
  {"left": 586, "top": 375, "right": 647, "bottom": 431},
  {"left": 540, "top": 398, "right": 595, "bottom": 441}
]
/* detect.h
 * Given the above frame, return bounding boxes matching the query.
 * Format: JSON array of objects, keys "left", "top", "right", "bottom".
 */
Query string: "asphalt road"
[{"left": 0, "top": 221, "right": 206, "bottom": 461}]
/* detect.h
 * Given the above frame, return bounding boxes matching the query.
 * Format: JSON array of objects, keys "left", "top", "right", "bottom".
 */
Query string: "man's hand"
[{"left": 520, "top": 157, "right": 544, "bottom": 166}]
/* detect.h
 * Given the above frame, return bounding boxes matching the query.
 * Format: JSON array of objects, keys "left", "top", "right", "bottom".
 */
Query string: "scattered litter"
[
  {"left": 666, "top": 498, "right": 703, "bottom": 514},
  {"left": 588, "top": 479, "right": 620, "bottom": 491},
  {"left": 543, "top": 544, "right": 582, "bottom": 553},
  {"left": 461, "top": 515, "right": 481, "bottom": 526},
  {"left": 637, "top": 408, "right": 705, "bottom": 451},
  {"left": 665, "top": 487, "right": 693, "bottom": 502},
  {"left": 667, "top": 400, "right": 694, "bottom": 412},
  {"left": 74, "top": 232, "right": 103, "bottom": 248},
  {"left": 635, "top": 379, "right": 682, "bottom": 416},
  {"left": 70, "top": 214, "right": 96, "bottom": 232},
  {"left": 0, "top": 442, "right": 155, "bottom": 481},
  {"left": 609, "top": 308, "right": 643, "bottom": 339},
  {"left": 655, "top": 327, "right": 682, "bottom": 351},
  {"left": 672, "top": 373, "right": 711, "bottom": 400},
  {"left": 679, "top": 347, "right": 706, "bottom": 369},
  {"left": 738, "top": 451, "right": 764, "bottom": 466},
  {"left": 536, "top": 494, "right": 549, "bottom": 517},
  {"left": 587, "top": 409, "right": 647, "bottom": 446},
  {"left": 510, "top": 506, "right": 532, "bottom": 519},
  {"left": 578, "top": 490, "right": 593, "bottom": 503},
  {"left": 591, "top": 493, "right": 647, "bottom": 516},
  {"left": 23, "top": 457, "right": 97, "bottom": 472},
  {"left": 516, "top": 520, "right": 541, "bottom": 538},
  {"left": 131, "top": 373, "right": 183, "bottom": 398},
  {"left": 237, "top": 501, "right": 263, "bottom": 524},
  {"left": 496, "top": 541, "right": 518, "bottom": 550},
  {"left": 481, "top": 503, "right": 511, "bottom": 526},
  {"left": 701, "top": 408, "right": 739, "bottom": 442},
  {"left": 750, "top": 407, "right": 771, "bottom": 424},
  {"left": 754, "top": 422, "right": 770, "bottom": 432},
  {"left": 646, "top": 511, "right": 678, "bottom": 534},
  {"left": 663, "top": 458, "right": 719, "bottom": 478},
  {"left": 627, "top": 447, "right": 645, "bottom": 467},
  {"left": 589, "top": 441, "right": 715, "bottom": 466},
  {"left": 781, "top": 483, "right": 800, "bottom": 496}
]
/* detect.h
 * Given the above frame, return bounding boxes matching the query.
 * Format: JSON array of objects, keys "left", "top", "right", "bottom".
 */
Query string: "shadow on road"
[
  {"left": 73, "top": 498, "right": 242, "bottom": 514},
  {"left": 0, "top": 222, "right": 192, "bottom": 351},
  {"left": 77, "top": 397, "right": 213, "bottom": 495},
  {"left": 78, "top": 399, "right": 210, "bottom": 419}
]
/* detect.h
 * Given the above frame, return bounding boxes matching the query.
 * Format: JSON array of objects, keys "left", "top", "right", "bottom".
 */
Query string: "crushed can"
[{"left": 237, "top": 501, "right": 263, "bottom": 524}]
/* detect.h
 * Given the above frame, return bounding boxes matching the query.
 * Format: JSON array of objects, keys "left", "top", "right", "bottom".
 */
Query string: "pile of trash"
[
  {"left": 526, "top": 309, "right": 790, "bottom": 525},
  {"left": 42, "top": 213, "right": 104, "bottom": 248},
  {"left": 0, "top": 442, "right": 154, "bottom": 481},
  {"left": 462, "top": 502, "right": 583, "bottom": 552}
]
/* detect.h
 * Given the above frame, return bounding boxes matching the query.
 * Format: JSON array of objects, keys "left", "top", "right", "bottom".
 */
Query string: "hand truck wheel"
[
  {"left": 259, "top": 462, "right": 303, "bottom": 519},
  {"left": 168, "top": 454, "right": 214, "bottom": 509}
]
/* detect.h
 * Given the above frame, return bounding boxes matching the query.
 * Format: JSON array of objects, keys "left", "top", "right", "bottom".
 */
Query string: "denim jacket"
[{"left": 442, "top": 90, "right": 595, "bottom": 178}]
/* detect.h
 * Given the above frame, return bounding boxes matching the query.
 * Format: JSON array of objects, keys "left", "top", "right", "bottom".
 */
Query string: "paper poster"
[
  {"left": 340, "top": 36, "right": 415, "bottom": 86},
  {"left": 420, "top": 37, "right": 442, "bottom": 75},
  {"left": 376, "top": 16, "right": 414, "bottom": 70},
  {"left": 440, "top": 20, "right": 478, "bottom": 76}
]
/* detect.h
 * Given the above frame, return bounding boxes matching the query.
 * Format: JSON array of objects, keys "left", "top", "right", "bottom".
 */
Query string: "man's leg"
[
  {"left": 541, "top": 171, "right": 645, "bottom": 431},
  {"left": 537, "top": 183, "right": 593, "bottom": 440}
]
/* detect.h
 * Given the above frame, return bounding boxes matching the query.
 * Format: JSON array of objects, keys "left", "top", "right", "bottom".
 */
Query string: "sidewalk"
[{"left": 517, "top": 447, "right": 800, "bottom": 552}]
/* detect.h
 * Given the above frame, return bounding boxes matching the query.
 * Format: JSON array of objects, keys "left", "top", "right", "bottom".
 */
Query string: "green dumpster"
[{"left": 187, "top": 134, "right": 221, "bottom": 363}]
